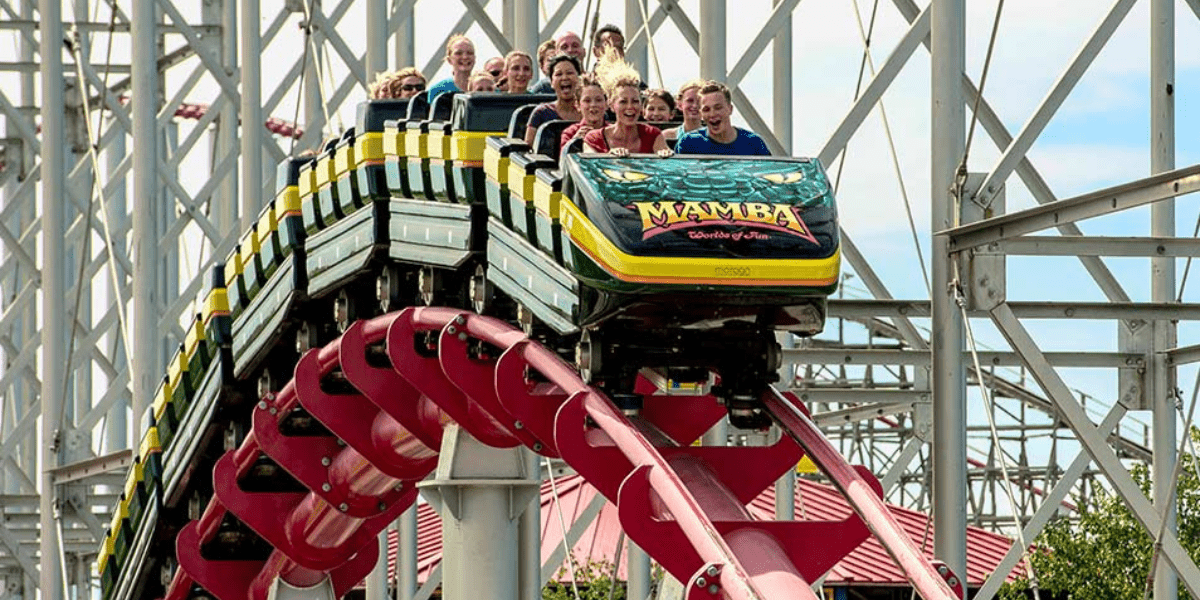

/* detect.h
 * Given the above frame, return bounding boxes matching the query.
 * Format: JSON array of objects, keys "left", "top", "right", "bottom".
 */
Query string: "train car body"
[
  {"left": 100, "top": 92, "right": 853, "bottom": 600},
  {"left": 559, "top": 154, "right": 839, "bottom": 332}
]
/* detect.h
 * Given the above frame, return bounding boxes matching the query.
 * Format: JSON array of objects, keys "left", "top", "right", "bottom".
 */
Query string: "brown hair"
[
  {"left": 642, "top": 88, "right": 675, "bottom": 114},
  {"left": 576, "top": 73, "right": 605, "bottom": 98},
  {"left": 698, "top": 81, "right": 731, "bottom": 104},
  {"left": 537, "top": 39, "right": 557, "bottom": 74}
]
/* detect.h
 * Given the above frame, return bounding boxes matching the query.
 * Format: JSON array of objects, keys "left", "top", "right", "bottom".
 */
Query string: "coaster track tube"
[
  {"left": 167, "top": 307, "right": 901, "bottom": 600},
  {"left": 762, "top": 387, "right": 964, "bottom": 599}
]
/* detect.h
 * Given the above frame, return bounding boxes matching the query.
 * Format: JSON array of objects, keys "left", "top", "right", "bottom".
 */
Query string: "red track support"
[
  {"left": 168, "top": 308, "right": 961, "bottom": 600},
  {"left": 762, "top": 388, "right": 964, "bottom": 599}
]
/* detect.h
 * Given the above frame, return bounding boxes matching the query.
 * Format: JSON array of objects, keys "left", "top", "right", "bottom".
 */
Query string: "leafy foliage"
[
  {"left": 998, "top": 428, "right": 1200, "bottom": 600},
  {"left": 543, "top": 558, "right": 627, "bottom": 600}
]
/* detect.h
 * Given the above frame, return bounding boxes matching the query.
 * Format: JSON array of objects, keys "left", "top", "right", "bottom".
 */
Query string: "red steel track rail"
[{"left": 165, "top": 307, "right": 962, "bottom": 600}]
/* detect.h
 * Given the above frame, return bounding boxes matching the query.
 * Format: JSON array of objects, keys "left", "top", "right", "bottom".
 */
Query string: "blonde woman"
[
  {"left": 502, "top": 50, "right": 535, "bottom": 94},
  {"left": 467, "top": 71, "right": 496, "bottom": 92},
  {"left": 388, "top": 67, "right": 427, "bottom": 99},
  {"left": 426, "top": 34, "right": 475, "bottom": 101},
  {"left": 582, "top": 49, "right": 671, "bottom": 158}
]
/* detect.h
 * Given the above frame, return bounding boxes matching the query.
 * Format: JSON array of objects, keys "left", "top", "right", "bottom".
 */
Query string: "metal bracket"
[
  {"left": 962, "top": 173, "right": 1005, "bottom": 310},
  {"left": 48, "top": 449, "right": 132, "bottom": 485},
  {"left": 418, "top": 424, "right": 540, "bottom": 521},
  {"left": 266, "top": 577, "right": 337, "bottom": 600},
  {"left": 1118, "top": 318, "right": 1151, "bottom": 410}
]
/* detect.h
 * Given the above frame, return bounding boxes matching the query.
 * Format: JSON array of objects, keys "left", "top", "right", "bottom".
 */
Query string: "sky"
[{"left": 5, "top": 0, "right": 1200, "bottom": 479}]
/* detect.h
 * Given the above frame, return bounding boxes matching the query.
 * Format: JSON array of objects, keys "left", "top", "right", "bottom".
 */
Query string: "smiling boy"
[{"left": 674, "top": 82, "right": 771, "bottom": 156}]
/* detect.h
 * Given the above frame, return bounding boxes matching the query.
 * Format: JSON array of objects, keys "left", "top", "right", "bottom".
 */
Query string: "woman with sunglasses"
[
  {"left": 483, "top": 56, "right": 505, "bottom": 79},
  {"left": 389, "top": 67, "right": 427, "bottom": 99}
]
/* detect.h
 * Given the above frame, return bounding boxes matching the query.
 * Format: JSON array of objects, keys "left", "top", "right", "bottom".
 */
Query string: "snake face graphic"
[
  {"left": 602, "top": 168, "right": 650, "bottom": 182},
  {"left": 584, "top": 158, "right": 831, "bottom": 208},
  {"left": 581, "top": 158, "right": 831, "bottom": 243}
]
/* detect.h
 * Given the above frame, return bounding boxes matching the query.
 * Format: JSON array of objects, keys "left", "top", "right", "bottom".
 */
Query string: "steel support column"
[
  {"left": 103, "top": 125, "right": 127, "bottom": 454},
  {"left": 240, "top": 0, "right": 264, "bottom": 229},
  {"left": 627, "top": 542, "right": 651, "bottom": 600},
  {"left": 699, "top": 0, "right": 725, "bottom": 81},
  {"left": 397, "top": 506, "right": 418, "bottom": 600},
  {"left": 420, "top": 424, "right": 539, "bottom": 600},
  {"left": 366, "top": 0, "right": 389, "bottom": 82},
  {"left": 518, "top": 450, "right": 540, "bottom": 600},
  {"left": 395, "top": 0, "right": 416, "bottom": 69},
  {"left": 205, "top": 0, "right": 238, "bottom": 234},
  {"left": 14, "top": 0, "right": 38, "bottom": 502},
  {"left": 772, "top": 0, "right": 792, "bottom": 154},
  {"left": 626, "top": 0, "right": 648, "bottom": 80},
  {"left": 304, "top": 1, "right": 326, "bottom": 141},
  {"left": 39, "top": 0, "right": 67, "bottom": 597},
  {"left": 776, "top": 334, "right": 796, "bottom": 522},
  {"left": 1150, "top": 0, "right": 1177, "bottom": 597},
  {"left": 930, "top": 0, "right": 967, "bottom": 581},
  {"left": 365, "top": 531, "right": 388, "bottom": 600},
  {"left": 513, "top": 0, "right": 539, "bottom": 60},
  {"left": 131, "top": 0, "right": 159, "bottom": 439}
]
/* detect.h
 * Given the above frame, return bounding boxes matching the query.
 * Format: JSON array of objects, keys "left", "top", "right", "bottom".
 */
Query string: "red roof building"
[{"left": 386, "top": 474, "right": 1024, "bottom": 595}]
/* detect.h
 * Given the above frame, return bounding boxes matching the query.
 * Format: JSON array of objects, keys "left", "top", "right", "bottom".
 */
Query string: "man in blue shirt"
[{"left": 675, "top": 82, "right": 771, "bottom": 156}]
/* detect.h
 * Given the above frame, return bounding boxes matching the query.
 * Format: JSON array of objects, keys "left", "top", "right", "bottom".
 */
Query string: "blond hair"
[
  {"left": 368, "top": 71, "right": 393, "bottom": 99},
  {"left": 445, "top": 34, "right": 473, "bottom": 57},
  {"left": 593, "top": 46, "right": 641, "bottom": 99},
  {"left": 390, "top": 67, "right": 424, "bottom": 98},
  {"left": 468, "top": 71, "right": 495, "bottom": 90},
  {"left": 368, "top": 67, "right": 426, "bottom": 99}
]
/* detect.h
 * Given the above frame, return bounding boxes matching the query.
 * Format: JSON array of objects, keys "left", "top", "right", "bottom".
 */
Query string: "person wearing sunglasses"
[
  {"left": 483, "top": 56, "right": 505, "bottom": 80},
  {"left": 368, "top": 68, "right": 426, "bottom": 100},
  {"left": 389, "top": 67, "right": 426, "bottom": 99}
]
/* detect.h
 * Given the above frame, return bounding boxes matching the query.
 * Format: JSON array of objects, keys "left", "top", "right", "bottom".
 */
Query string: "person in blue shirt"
[
  {"left": 427, "top": 35, "right": 476, "bottom": 102},
  {"left": 675, "top": 82, "right": 771, "bottom": 156},
  {"left": 529, "top": 39, "right": 557, "bottom": 94}
]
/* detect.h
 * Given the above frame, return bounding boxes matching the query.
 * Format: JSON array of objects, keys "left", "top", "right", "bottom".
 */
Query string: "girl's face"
[
  {"left": 447, "top": 40, "right": 475, "bottom": 74},
  {"left": 643, "top": 96, "right": 672, "bottom": 122},
  {"left": 577, "top": 85, "right": 606, "bottom": 122},
  {"left": 506, "top": 56, "right": 533, "bottom": 91},
  {"left": 469, "top": 76, "right": 495, "bottom": 92},
  {"left": 611, "top": 85, "right": 642, "bottom": 125},
  {"left": 550, "top": 61, "right": 580, "bottom": 101},
  {"left": 678, "top": 87, "right": 700, "bottom": 120}
]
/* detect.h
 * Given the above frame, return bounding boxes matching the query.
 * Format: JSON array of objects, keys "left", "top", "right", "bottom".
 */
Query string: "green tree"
[
  {"left": 999, "top": 428, "right": 1200, "bottom": 600},
  {"left": 543, "top": 558, "right": 627, "bottom": 600}
]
